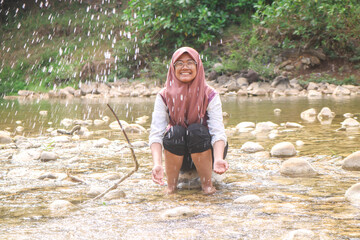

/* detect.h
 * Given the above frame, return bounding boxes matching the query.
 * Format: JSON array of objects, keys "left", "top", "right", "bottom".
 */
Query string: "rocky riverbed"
[{"left": 1, "top": 95, "right": 360, "bottom": 239}]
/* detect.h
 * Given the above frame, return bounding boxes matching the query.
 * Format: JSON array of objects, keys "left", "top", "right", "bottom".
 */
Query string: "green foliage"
[
  {"left": 298, "top": 73, "right": 359, "bottom": 86},
  {"left": 254, "top": 0, "right": 360, "bottom": 55},
  {"left": 147, "top": 57, "right": 168, "bottom": 84},
  {"left": 0, "top": 62, "right": 28, "bottom": 96},
  {"left": 123, "top": 0, "right": 259, "bottom": 57}
]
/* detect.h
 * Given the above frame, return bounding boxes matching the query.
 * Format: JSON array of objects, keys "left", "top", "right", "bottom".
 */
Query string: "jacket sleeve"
[
  {"left": 149, "top": 94, "right": 169, "bottom": 147},
  {"left": 207, "top": 94, "right": 227, "bottom": 146}
]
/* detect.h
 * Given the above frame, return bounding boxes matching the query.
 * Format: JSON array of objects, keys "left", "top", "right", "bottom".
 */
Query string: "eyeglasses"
[{"left": 174, "top": 60, "right": 197, "bottom": 69}]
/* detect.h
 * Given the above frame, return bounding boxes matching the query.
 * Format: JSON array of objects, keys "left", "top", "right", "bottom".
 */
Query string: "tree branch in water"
[{"left": 91, "top": 104, "right": 139, "bottom": 201}]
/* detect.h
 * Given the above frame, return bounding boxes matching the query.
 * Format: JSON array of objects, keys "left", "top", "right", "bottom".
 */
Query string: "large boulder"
[
  {"left": 342, "top": 151, "right": 360, "bottom": 171},
  {"left": 280, "top": 158, "right": 317, "bottom": 177},
  {"left": 270, "top": 142, "right": 296, "bottom": 158},
  {"left": 317, "top": 107, "right": 335, "bottom": 120}
]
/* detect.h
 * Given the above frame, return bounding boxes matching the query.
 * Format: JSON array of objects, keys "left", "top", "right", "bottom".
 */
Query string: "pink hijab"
[{"left": 160, "top": 47, "right": 214, "bottom": 128}]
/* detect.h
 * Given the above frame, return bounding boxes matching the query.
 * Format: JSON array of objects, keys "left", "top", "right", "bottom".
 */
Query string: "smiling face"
[{"left": 174, "top": 53, "right": 197, "bottom": 83}]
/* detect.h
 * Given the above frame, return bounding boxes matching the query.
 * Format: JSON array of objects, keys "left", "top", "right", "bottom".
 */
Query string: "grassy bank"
[{"left": 1, "top": 0, "right": 359, "bottom": 96}]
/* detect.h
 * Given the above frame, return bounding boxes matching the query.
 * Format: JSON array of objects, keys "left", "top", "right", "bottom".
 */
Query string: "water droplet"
[{"left": 17, "top": 22, "right": 21, "bottom": 29}]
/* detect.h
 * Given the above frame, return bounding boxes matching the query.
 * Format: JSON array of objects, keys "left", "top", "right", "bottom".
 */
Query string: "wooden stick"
[{"left": 91, "top": 104, "right": 140, "bottom": 201}]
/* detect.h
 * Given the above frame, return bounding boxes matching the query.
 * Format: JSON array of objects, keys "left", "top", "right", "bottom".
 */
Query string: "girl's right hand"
[{"left": 152, "top": 165, "right": 165, "bottom": 185}]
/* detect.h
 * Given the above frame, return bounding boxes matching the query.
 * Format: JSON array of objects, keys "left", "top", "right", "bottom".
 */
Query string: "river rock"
[
  {"left": 102, "top": 173, "right": 123, "bottom": 180},
  {"left": 103, "top": 189, "right": 126, "bottom": 201},
  {"left": 341, "top": 118, "right": 360, "bottom": 128},
  {"left": 12, "top": 149, "right": 41, "bottom": 163},
  {"left": 109, "top": 120, "right": 129, "bottom": 130},
  {"left": 255, "top": 121, "right": 278, "bottom": 132},
  {"left": 40, "top": 151, "right": 58, "bottom": 161},
  {"left": 49, "top": 200, "right": 76, "bottom": 215},
  {"left": 161, "top": 206, "right": 196, "bottom": 219},
  {"left": 87, "top": 186, "right": 107, "bottom": 197},
  {"left": 333, "top": 86, "right": 351, "bottom": 96},
  {"left": 300, "top": 108, "right": 317, "bottom": 122},
  {"left": 131, "top": 140, "right": 149, "bottom": 148},
  {"left": 274, "top": 108, "right": 281, "bottom": 114},
  {"left": 0, "top": 132, "right": 12, "bottom": 144},
  {"left": 60, "top": 118, "right": 73, "bottom": 127},
  {"left": 345, "top": 183, "right": 360, "bottom": 205},
  {"left": 283, "top": 229, "right": 316, "bottom": 240},
  {"left": 236, "top": 122, "right": 255, "bottom": 133},
  {"left": 280, "top": 158, "right": 317, "bottom": 177},
  {"left": 270, "top": 142, "right": 296, "bottom": 157},
  {"left": 317, "top": 107, "right": 335, "bottom": 120},
  {"left": 94, "top": 119, "right": 105, "bottom": 126},
  {"left": 307, "top": 90, "right": 322, "bottom": 97},
  {"left": 234, "top": 195, "right": 261, "bottom": 204},
  {"left": 53, "top": 135, "right": 71, "bottom": 143},
  {"left": 285, "top": 122, "right": 303, "bottom": 128},
  {"left": 16, "top": 126, "right": 24, "bottom": 132},
  {"left": 342, "top": 151, "right": 360, "bottom": 171},
  {"left": 124, "top": 124, "right": 147, "bottom": 133},
  {"left": 94, "top": 138, "right": 110, "bottom": 147},
  {"left": 38, "top": 172, "right": 57, "bottom": 180},
  {"left": 240, "top": 142, "right": 264, "bottom": 153}
]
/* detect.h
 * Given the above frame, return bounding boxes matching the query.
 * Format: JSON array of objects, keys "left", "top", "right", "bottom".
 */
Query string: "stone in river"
[
  {"left": 270, "top": 142, "right": 296, "bottom": 158},
  {"left": 240, "top": 141, "right": 264, "bottom": 153},
  {"left": 345, "top": 183, "right": 360, "bottom": 206},
  {"left": 342, "top": 151, "right": 360, "bottom": 171},
  {"left": 40, "top": 151, "right": 58, "bottom": 162},
  {"left": 161, "top": 206, "right": 196, "bottom": 219},
  {"left": 49, "top": 200, "right": 76, "bottom": 215},
  {"left": 280, "top": 158, "right": 317, "bottom": 177},
  {"left": 103, "top": 189, "right": 126, "bottom": 201}
]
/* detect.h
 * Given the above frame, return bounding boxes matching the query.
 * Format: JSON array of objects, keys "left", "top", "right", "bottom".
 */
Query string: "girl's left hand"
[{"left": 213, "top": 159, "right": 229, "bottom": 174}]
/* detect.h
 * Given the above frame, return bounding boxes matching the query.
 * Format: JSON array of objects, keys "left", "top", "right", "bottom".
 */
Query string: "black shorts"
[{"left": 163, "top": 123, "right": 228, "bottom": 171}]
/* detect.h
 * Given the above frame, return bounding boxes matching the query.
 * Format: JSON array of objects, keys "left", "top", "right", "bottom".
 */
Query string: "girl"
[{"left": 149, "top": 47, "right": 228, "bottom": 194}]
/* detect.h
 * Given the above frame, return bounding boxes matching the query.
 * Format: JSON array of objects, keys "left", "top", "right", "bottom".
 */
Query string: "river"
[{"left": 0, "top": 95, "right": 360, "bottom": 239}]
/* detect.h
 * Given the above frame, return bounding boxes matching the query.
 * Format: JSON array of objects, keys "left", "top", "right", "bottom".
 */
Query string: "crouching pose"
[{"left": 149, "top": 47, "right": 228, "bottom": 194}]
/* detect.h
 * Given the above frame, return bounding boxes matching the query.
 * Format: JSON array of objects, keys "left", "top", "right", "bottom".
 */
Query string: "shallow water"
[{"left": 1, "top": 95, "right": 360, "bottom": 239}]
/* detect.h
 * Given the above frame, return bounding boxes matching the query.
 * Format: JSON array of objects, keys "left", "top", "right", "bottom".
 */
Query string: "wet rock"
[
  {"left": 280, "top": 158, "right": 317, "bottom": 177},
  {"left": 274, "top": 108, "right": 281, "bottom": 114},
  {"left": 15, "top": 126, "right": 24, "bottom": 132},
  {"left": 109, "top": 120, "right": 129, "bottom": 130},
  {"left": 124, "top": 124, "right": 147, "bottom": 133},
  {"left": 236, "top": 122, "right": 255, "bottom": 133},
  {"left": 49, "top": 200, "right": 76, "bottom": 215},
  {"left": 341, "top": 118, "right": 360, "bottom": 128},
  {"left": 240, "top": 142, "right": 264, "bottom": 153},
  {"left": 60, "top": 118, "right": 74, "bottom": 127},
  {"left": 307, "top": 82, "right": 319, "bottom": 90},
  {"left": 103, "top": 189, "right": 126, "bottom": 201},
  {"left": 135, "top": 115, "right": 149, "bottom": 125},
  {"left": 345, "top": 183, "right": 360, "bottom": 205},
  {"left": 94, "top": 119, "right": 105, "bottom": 126},
  {"left": 295, "top": 140, "right": 304, "bottom": 147},
  {"left": 333, "top": 86, "right": 351, "bottom": 96},
  {"left": 12, "top": 149, "right": 41, "bottom": 163},
  {"left": 234, "top": 195, "right": 261, "bottom": 204},
  {"left": 307, "top": 90, "right": 322, "bottom": 97},
  {"left": 0, "top": 131, "right": 12, "bottom": 144},
  {"left": 255, "top": 121, "right": 278, "bottom": 132},
  {"left": 317, "top": 107, "right": 335, "bottom": 121},
  {"left": 87, "top": 186, "right": 107, "bottom": 197},
  {"left": 94, "top": 138, "right": 110, "bottom": 147},
  {"left": 285, "top": 122, "right": 303, "bottom": 128},
  {"left": 53, "top": 135, "right": 71, "bottom": 143},
  {"left": 343, "top": 113, "right": 354, "bottom": 118},
  {"left": 131, "top": 140, "right": 149, "bottom": 148},
  {"left": 270, "top": 142, "right": 296, "bottom": 158},
  {"left": 38, "top": 172, "right": 57, "bottom": 180},
  {"left": 250, "top": 88, "right": 268, "bottom": 96},
  {"left": 342, "top": 151, "right": 360, "bottom": 171},
  {"left": 40, "top": 151, "right": 58, "bottom": 162},
  {"left": 300, "top": 108, "right": 317, "bottom": 122},
  {"left": 102, "top": 173, "right": 123, "bottom": 180},
  {"left": 161, "top": 206, "right": 196, "bottom": 219},
  {"left": 283, "top": 229, "right": 316, "bottom": 240}
]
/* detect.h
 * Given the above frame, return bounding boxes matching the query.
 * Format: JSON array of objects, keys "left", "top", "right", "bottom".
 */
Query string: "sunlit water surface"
[{"left": 1, "top": 95, "right": 360, "bottom": 239}]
